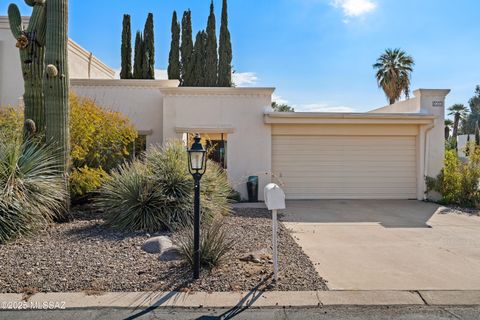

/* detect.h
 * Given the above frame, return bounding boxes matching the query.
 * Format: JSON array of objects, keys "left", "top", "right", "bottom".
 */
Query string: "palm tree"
[
  {"left": 445, "top": 119, "right": 453, "bottom": 140},
  {"left": 373, "top": 48, "right": 415, "bottom": 105},
  {"left": 448, "top": 104, "right": 468, "bottom": 139}
]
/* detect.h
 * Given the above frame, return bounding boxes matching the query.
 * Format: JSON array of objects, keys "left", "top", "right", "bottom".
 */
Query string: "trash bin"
[{"left": 247, "top": 176, "right": 259, "bottom": 202}]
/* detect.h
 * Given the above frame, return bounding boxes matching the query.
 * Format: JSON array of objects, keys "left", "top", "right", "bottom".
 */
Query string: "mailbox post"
[{"left": 264, "top": 183, "right": 286, "bottom": 282}]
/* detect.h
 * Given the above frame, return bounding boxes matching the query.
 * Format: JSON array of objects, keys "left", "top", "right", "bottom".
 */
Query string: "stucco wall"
[
  {"left": 0, "top": 16, "right": 115, "bottom": 107},
  {"left": 368, "top": 89, "right": 449, "bottom": 198},
  {"left": 71, "top": 79, "right": 179, "bottom": 145},
  {"left": 71, "top": 83, "right": 274, "bottom": 200},
  {"left": 161, "top": 88, "right": 274, "bottom": 200}
]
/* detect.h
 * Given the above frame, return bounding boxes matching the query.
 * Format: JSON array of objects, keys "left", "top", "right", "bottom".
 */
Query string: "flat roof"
[{"left": 264, "top": 112, "right": 436, "bottom": 125}]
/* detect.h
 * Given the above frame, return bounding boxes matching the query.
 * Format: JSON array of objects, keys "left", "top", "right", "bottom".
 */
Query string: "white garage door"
[{"left": 272, "top": 135, "right": 417, "bottom": 199}]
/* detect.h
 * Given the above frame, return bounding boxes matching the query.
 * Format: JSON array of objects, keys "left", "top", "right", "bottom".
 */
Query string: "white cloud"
[
  {"left": 232, "top": 72, "right": 258, "bottom": 86},
  {"left": 331, "top": 0, "right": 377, "bottom": 17},
  {"left": 272, "top": 94, "right": 289, "bottom": 105},
  {"left": 295, "top": 103, "right": 356, "bottom": 113}
]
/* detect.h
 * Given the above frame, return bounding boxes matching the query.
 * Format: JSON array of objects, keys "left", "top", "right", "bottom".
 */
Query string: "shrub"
[
  {"left": 427, "top": 147, "right": 480, "bottom": 207},
  {"left": 0, "top": 106, "right": 23, "bottom": 141},
  {"left": 96, "top": 141, "right": 231, "bottom": 232},
  {"left": 176, "top": 219, "right": 232, "bottom": 269},
  {"left": 0, "top": 138, "right": 68, "bottom": 243},
  {"left": 145, "top": 142, "right": 232, "bottom": 228},
  {"left": 69, "top": 166, "right": 109, "bottom": 199},
  {"left": 1, "top": 96, "right": 138, "bottom": 200},
  {"left": 70, "top": 94, "right": 137, "bottom": 171}
]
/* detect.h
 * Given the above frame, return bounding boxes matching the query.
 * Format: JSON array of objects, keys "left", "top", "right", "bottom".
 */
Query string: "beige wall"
[
  {"left": 0, "top": 16, "right": 115, "bottom": 107},
  {"left": 161, "top": 87, "right": 274, "bottom": 200},
  {"left": 71, "top": 82, "right": 274, "bottom": 200},
  {"left": 369, "top": 89, "right": 450, "bottom": 199},
  {"left": 71, "top": 79, "right": 179, "bottom": 145}
]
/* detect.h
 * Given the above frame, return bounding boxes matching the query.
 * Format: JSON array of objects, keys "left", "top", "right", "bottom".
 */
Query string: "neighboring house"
[
  {"left": 0, "top": 16, "right": 115, "bottom": 106},
  {"left": 0, "top": 15, "right": 448, "bottom": 202}
]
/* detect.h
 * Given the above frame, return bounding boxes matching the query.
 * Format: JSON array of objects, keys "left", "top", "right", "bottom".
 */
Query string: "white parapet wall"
[
  {"left": 0, "top": 16, "right": 115, "bottom": 107},
  {"left": 161, "top": 87, "right": 274, "bottom": 200},
  {"left": 71, "top": 79, "right": 179, "bottom": 145}
]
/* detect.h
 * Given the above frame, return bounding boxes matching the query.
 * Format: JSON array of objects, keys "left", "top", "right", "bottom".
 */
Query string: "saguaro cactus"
[
  {"left": 8, "top": 0, "right": 47, "bottom": 133},
  {"left": 44, "top": 0, "right": 70, "bottom": 174}
]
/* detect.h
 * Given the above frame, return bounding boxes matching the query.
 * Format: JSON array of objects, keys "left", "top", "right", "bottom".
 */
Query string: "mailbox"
[
  {"left": 263, "top": 183, "right": 285, "bottom": 283},
  {"left": 264, "top": 183, "right": 286, "bottom": 210}
]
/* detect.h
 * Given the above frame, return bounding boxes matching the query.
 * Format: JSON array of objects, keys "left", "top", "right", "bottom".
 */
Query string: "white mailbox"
[
  {"left": 264, "top": 183, "right": 286, "bottom": 210},
  {"left": 263, "top": 183, "right": 286, "bottom": 283}
]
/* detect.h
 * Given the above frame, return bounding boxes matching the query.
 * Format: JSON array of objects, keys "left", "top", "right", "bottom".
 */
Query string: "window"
[
  {"left": 207, "top": 138, "right": 227, "bottom": 169},
  {"left": 131, "top": 134, "right": 147, "bottom": 160}
]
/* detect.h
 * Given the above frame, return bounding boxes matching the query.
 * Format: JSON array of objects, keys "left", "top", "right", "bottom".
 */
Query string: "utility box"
[{"left": 264, "top": 183, "right": 286, "bottom": 210}]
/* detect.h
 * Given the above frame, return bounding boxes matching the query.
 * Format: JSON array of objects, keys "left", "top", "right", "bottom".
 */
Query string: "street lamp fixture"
[{"left": 187, "top": 134, "right": 207, "bottom": 279}]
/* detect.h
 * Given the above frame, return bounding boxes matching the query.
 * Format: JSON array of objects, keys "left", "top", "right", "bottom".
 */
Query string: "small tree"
[
  {"left": 168, "top": 11, "right": 181, "bottom": 80},
  {"left": 181, "top": 10, "right": 194, "bottom": 86},
  {"left": 205, "top": 1, "right": 218, "bottom": 87},
  {"left": 120, "top": 14, "right": 133, "bottom": 79},
  {"left": 271, "top": 101, "right": 295, "bottom": 112},
  {"left": 218, "top": 0, "right": 232, "bottom": 87},
  {"left": 133, "top": 31, "right": 143, "bottom": 79},
  {"left": 193, "top": 31, "right": 207, "bottom": 87}
]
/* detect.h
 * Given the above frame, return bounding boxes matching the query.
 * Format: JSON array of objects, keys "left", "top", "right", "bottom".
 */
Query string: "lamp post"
[{"left": 188, "top": 134, "right": 207, "bottom": 279}]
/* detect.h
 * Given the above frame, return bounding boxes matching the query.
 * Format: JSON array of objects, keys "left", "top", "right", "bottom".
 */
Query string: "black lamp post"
[{"left": 188, "top": 134, "right": 207, "bottom": 279}]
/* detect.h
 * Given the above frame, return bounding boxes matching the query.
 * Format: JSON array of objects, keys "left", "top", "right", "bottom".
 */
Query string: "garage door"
[{"left": 272, "top": 135, "right": 417, "bottom": 199}]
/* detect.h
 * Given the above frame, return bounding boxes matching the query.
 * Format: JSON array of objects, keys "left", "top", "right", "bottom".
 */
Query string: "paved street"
[
  {"left": 281, "top": 200, "right": 480, "bottom": 290},
  {"left": 1, "top": 306, "right": 480, "bottom": 320}
]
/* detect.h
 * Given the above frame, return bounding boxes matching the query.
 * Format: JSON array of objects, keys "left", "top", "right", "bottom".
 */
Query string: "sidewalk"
[{"left": 1, "top": 290, "right": 479, "bottom": 310}]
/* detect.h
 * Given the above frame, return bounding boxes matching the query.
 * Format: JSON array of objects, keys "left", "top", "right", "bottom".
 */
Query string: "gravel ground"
[
  {"left": 0, "top": 206, "right": 327, "bottom": 293},
  {"left": 438, "top": 205, "right": 480, "bottom": 216}
]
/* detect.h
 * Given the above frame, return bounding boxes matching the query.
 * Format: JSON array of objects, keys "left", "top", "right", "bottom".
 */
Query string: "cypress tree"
[
  {"left": 193, "top": 31, "right": 207, "bottom": 87},
  {"left": 205, "top": 1, "right": 218, "bottom": 86},
  {"left": 168, "top": 11, "right": 181, "bottom": 80},
  {"left": 143, "top": 13, "right": 155, "bottom": 79},
  {"left": 133, "top": 31, "right": 144, "bottom": 79},
  {"left": 218, "top": 0, "right": 232, "bottom": 87},
  {"left": 180, "top": 10, "right": 194, "bottom": 86},
  {"left": 120, "top": 14, "right": 133, "bottom": 79}
]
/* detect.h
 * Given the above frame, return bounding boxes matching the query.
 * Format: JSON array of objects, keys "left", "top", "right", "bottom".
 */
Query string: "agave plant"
[
  {"left": 176, "top": 218, "right": 233, "bottom": 269},
  {"left": 96, "top": 141, "right": 231, "bottom": 232},
  {"left": 0, "top": 137, "right": 68, "bottom": 244}
]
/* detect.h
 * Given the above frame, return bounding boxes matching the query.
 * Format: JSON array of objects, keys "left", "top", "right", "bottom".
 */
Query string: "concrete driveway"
[{"left": 280, "top": 200, "right": 480, "bottom": 290}]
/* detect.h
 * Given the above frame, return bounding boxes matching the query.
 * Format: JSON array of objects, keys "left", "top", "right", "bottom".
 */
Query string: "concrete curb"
[{"left": 1, "top": 290, "right": 479, "bottom": 310}]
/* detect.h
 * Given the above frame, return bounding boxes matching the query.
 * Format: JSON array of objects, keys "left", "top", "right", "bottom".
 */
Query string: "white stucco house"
[
  {"left": 0, "top": 16, "right": 448, "bottom": 201},
  {"left": 0, "top": 16, "right": 114, "bottom": 107}
]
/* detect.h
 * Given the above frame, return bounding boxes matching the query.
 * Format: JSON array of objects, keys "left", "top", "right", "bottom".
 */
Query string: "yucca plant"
[
  {"left": 176, "top": 218, "right": 233, "bottom": 269},
  {"left": 0, "top": 137, "right": 67, "bottom": 244},
  {"left": 96, "top": 141, "right": 231, "bottom": 232},
  {"left": 96, "top": 161, "right": 166, "bottom": 232}
]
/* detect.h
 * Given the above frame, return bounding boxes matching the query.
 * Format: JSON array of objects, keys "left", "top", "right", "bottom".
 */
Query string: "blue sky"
[{"left": 2, "top": 0, "right": 480, "bottom": 113}]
